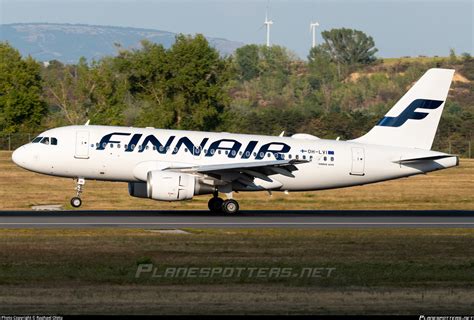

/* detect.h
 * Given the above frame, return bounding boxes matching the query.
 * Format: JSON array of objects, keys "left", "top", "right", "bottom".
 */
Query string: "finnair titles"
[{"left": 12, "top": 69, "right": 458, "bottom": 214}]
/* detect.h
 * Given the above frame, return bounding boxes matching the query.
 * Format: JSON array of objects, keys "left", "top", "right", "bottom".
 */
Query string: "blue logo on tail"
[{"left": 376, "top": 99, "right": 443, "bottom": 127}]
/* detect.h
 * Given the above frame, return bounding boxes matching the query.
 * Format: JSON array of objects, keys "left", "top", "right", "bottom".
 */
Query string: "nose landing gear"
[{"left": 70, "top": 177, "right": 85, "bottom": 208}]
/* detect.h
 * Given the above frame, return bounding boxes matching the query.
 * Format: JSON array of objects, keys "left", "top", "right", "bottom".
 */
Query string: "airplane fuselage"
[{"left": 13, "top": 125, "right": 458, "bottom": 192}]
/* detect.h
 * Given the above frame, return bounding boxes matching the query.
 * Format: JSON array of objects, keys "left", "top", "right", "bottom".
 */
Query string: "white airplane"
[{"left": 12, "top": 68, "right": 458, "bottom": 214}]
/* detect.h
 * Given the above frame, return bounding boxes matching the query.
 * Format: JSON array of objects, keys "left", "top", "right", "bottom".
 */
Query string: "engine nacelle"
[
  {"left": 128, "top": 171, "right": 215, "bottom": 201},
  {"left": 147, "top": 171, "right": 195, "bottom": 201}
]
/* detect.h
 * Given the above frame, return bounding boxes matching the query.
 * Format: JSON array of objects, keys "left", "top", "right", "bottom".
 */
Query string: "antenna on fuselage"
[{"left": 84, "top": 120, "right": 90, "bottom": 126}]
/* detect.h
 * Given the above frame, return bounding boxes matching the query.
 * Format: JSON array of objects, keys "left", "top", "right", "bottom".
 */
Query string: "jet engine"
[{"left": 128, "top": 170, "right": 214, "bottom": 201}]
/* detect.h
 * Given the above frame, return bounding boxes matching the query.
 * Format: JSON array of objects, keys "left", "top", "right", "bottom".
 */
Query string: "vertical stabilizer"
[{"left": 353, "top": 68, "right": 454, "bottom": 149}]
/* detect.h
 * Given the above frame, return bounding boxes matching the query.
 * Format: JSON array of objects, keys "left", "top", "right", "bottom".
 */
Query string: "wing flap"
[{"left": 169, "top": 159, "right": 307, "bottom": 185}]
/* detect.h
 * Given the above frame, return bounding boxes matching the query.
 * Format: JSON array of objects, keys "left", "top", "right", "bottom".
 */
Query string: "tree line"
[{"left": 0, "top": 28, "right": 473, "bottom": 156}]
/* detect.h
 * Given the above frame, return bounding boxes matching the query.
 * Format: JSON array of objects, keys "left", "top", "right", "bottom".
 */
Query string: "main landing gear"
[
  {"left": 70, "top": 177, "right": 85, "bottom": 208},
  {"left": 208, "top": 191, "right": 240, "bottom": 214}
]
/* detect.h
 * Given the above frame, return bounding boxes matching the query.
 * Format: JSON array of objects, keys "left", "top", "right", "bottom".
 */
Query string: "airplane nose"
[{"left": 12, "top": 146, "right": 27, "bottom": 167}]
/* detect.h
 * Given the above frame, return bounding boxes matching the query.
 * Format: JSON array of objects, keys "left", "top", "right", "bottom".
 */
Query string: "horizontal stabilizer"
[{"left": 393, "top": 155, "right": 457, "bottom": 164}]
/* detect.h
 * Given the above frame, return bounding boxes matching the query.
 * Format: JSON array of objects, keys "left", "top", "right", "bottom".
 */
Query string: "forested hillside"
[{"left": 0, "top": 29, "right": 472, "bottom": 156}]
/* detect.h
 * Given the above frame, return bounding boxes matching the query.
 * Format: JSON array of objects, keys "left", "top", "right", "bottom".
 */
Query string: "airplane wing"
[{"left": 166, "top": 159, "right": 308, "bottom": 188}]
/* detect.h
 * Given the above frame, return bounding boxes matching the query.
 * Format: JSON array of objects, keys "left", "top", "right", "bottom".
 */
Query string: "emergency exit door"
[
  {"left": 350, "top": 147, "right": 365, "bottom": 176},
  {"left": 75, "top": 131, "right": 90, "bottom": 159}
]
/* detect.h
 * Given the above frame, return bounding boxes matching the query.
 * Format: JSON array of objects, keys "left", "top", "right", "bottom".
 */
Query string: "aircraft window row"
[
  {"left": 32, "top": 136, "right": 58, "bottom": 145},
  {"left": 91, "top": 143, "right": 320, "bottom": 161}
]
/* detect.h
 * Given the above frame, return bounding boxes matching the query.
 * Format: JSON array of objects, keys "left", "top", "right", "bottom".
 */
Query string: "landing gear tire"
[
  {"left": 70, "top": 197, "right": 82, "bottom": 208},
  {"left": 208, "top": 197, "right": 224, "bottom": 213},
  {"left": 71, "top": 177, "right": 85, "bottom": 208},
  {"left": 222, "top": 199, "right": 239, "bottom": 214}
]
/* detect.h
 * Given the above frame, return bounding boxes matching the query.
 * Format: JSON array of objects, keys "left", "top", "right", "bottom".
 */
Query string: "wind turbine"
[
  {"left": 263, "top": 9, "right": 273, "bottom": 47},
  {"left": 310, "top": 21, "right": 320, "bottom": 48}
]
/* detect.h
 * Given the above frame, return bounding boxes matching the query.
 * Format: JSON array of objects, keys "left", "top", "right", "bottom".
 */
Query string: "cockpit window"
[{"left": 33, "top": 136, "right": 58, "bottom": 145}]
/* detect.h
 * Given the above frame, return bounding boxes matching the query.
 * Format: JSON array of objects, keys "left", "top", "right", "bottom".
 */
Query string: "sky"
[{"left": 0, "top": 0, "right": 473, "bottom": 58}]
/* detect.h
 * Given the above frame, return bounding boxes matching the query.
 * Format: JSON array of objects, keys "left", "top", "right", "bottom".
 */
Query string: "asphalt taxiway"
[{"left": 0, "top": 210, "right": 473, "bottom": 228}]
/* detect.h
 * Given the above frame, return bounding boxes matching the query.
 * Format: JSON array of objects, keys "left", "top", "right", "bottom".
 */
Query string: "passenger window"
[{"left": 40, "top": 137, "right": 50, "bottom": 145}]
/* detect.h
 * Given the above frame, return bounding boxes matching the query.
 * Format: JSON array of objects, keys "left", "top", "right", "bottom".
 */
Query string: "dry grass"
[
  {"left": 0, "top": 228, "right": 473, "bottom": 314},
  {"left": 1, "top": 285, "right": 473, "bottom": 315},
  {"left": 0, "top": 151, "right": 473, "bottom": 210},
  {"left": 382, "top": 56, "right": 448, "bottom": 66}
]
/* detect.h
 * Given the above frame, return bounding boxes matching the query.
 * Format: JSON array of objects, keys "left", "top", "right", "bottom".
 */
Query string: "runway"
[{"left": 0, "top": 210, "right": 473, "bottom": 228}]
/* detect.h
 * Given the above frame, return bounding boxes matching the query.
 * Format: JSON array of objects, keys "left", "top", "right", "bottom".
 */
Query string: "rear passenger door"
[{"left": 350, "top": 147, "right": 365, "bottom": 176}]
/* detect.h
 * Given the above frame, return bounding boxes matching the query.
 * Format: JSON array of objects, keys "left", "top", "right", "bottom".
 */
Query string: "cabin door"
[
  {"left": 75, "top": 131, "right": 90, "bottom": 159},
  {"left": 350, "top": 147, "right": 365, "bottom": 176}
]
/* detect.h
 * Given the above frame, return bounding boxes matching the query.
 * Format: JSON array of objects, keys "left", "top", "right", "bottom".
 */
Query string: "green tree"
[
  {"left": 160, "top": 34, "right": 230, "bottom": 130},
  {"left": 321, "top": 28, "right": 378, "bottom": 66},
  {"left": 234, "top": 44, "right": 260, "bottom": 81},
  {"left": 0, "top": 42, "right": 47, "bottom": 133},
  {"left": 43, "top": 57, "right": 128, "bottom": 126}
]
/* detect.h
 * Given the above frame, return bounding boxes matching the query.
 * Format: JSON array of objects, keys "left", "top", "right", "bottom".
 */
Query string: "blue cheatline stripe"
[{"left": 376, "top": 99, "right": 444, "bottom": 128}]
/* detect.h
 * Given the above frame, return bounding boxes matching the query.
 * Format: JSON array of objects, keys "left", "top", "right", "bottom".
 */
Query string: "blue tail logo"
[{"left": 376, "top": 99, "right": 443, "bottom": 128}]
